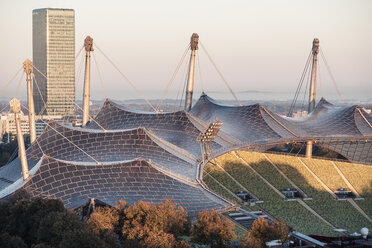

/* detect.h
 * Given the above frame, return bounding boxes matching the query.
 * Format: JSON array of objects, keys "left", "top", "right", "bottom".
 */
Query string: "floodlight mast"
[
  {"left": 82, "top": 36, "right": 94, "bottom": 127},
  {"left": 9, "top": 98, "right": 29, "bottom": 180},
  {"left": 306, "top": 38, "right": 319, "bottom": 159},
  {"left": 23, "top": 59, "right": 36, "bottom": 143},
  {"left": 185, "top": 33, "right": 199, "bottom": 112},
  {"left": 198, "top": 121, "right": 223, "bottom": 165}
]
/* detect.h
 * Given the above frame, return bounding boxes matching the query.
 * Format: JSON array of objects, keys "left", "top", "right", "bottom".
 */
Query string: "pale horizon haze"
[{"left": 0, "top": 0, "right": 371, "bottom": 102}]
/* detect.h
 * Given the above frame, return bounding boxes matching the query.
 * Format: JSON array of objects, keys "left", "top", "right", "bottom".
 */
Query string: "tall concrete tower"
[{"left": 32, "top": 8, "right": 75, "bottom": 116}]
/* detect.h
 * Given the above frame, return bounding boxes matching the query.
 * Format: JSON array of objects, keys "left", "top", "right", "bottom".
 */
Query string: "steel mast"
[
  {"left": 23, "top": 59, "right": 36, "bottom": 143},
  {"left": 306, "top": 38, "right": 319, "bottom": 159},
  {"left": 308, "top": 38, "right": 319, "bottom": 113},
  {"left": 82, "top": 36, "right": 94, "bottom": 127},
  {"left": 184, "top": 33, "right": 199, "bottom": 112},
  {"left": 10, "top": 98, "right": 29, "bottom": 180}
]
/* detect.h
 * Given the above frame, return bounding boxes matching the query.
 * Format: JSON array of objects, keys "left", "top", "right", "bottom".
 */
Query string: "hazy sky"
[{"left": 0, "top": 0, "right": 371, "bottom": 101}]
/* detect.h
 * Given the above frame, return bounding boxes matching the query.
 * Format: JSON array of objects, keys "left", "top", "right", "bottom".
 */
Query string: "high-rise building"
[{"left": 32, "top": 8, "right": 75, "bottom": 116}]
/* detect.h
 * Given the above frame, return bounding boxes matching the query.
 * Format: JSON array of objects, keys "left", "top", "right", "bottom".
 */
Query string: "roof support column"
[
  {"left": 185, "top": 33, "right": 199, "bottom": 112},
  {"left": 306, "top": 140, "right": 313, "bottom": 159},
  {"left": 308, "top": 38, "right": 319, "bottom": 113},
  {"left": 306, "top": 38, "right": 319, "bottom": 159},
  {"left": 10, "top": 98, "right": 29, "bottom": 180},
  {"left": 23, "top": 59, "right": 36, "bottom": 143},
  {"left": 82, "top": 36, "right": 94, "bottom": 127}
]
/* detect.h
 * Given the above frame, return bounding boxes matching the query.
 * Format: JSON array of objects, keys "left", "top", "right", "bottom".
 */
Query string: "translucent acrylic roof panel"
[
  {"left": 190, "top": 94, "right": 282, "bottom": 143},
  {"left": 88, "top": 99, "right": 223, "bottom": 157},
  {"left": 18, "top": 122, "right": 197, "bottom": 182},
  {"left": 22, "top": 157, "right": 229, "bottom": 217}
]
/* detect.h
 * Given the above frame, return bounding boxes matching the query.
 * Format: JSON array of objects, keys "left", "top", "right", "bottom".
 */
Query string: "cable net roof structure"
[
  {"left": 190, "top": 94, "right": 372, "bottom": 163},
  {"left": 0, "top": 93, "right": 371, "bottom": 216}
]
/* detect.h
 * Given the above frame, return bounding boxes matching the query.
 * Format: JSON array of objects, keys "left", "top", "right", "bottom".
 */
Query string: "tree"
[
  {"left": 7, "top": 197, "right": 66, "bottom": 246},
  {"left": 87, "top": 206, "right": 119, "bottom": 234},
  {"left": 272, "top": 220, "right": 291, "bottom": 245},
  {"left": 37, "top": 211, "right": 88, "bottom": 246},
  {"left": 191, "top": 211, "right": 237, "bottom": 248},
  {"left": 0, "top": 232, "right": 27, "bottom": 248},
  {"left": 57, "top": 229, "right": 110, "bottom": 248},
  {"left": 122, "top": 200, "right": 151, "bottom": 241},
  {"left": 143, "top": 230, "right": 176, "bottom": 248},
  {"left": 87, "top": 206, "right": 120, "bottom": 247},
  {"left": 145, "top": 199, "right": 190, "bottom": 239},
  {"left": 121, "top": 199, "right": 191, "bottom": 247},
  {"left": 0, "top": 192, "right": 112, "bottom": 248},
  {"left": 240, "top": 218, "right": 291, "bottom": 248},
  {"left": 175, "top": 240, "right": 191, "bottom": 248},
  {"left": 31, "top": 244, "right": 53, "bottom": 248}
]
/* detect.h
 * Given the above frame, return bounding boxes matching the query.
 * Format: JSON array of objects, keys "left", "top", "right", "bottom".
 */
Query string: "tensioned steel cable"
[
  {"left": 6, "top": 147, "right": 19, "bottom": 164},
  {"left": 0, "top": 104, "right": 9, "bottom": 113},
  {"left": 33, "top": 65, "right": 106, "bottom": 131},
  {"left": 174, "top": 48, "right": 190, "bottom": 111},
  {"left": 14, "top": 72, "right": 25, "bottom": 99},
  {"left": 319, "top": 48, "right": 344, "bottom": 103},
  {"left": 156, "top": 44, "right": 190, "bottom": 111},
  {"left": 287, "top": 49, "right": 312, "bottom": 117},
  {"left": 20, "top": 103, "right": 100, "bottom": 165},
  {"left": 197, "top": 50, "right": 205, "bottom": 93},
  {"left": 179, "top": 61, "right": 190, "bottom": 109},
  {"left": 65, "top": 95, "right": 107, "bottom": 131},
  {"left": 92, "top": 51, "right": 108, "bottom": 99},
  {"left": 34, "top": 135, "right": 46, "bottom": 156},
  {"left": 300, "top": 59, "right": 312, "bottom": 113},
  {"left": 199, "top": 41, "right": 241, "bottom": 106},
  {"left": 0, "top": 66, "right": 23, "bottom": 98},
  {"left": 73, "top": 51, "right": 85, "bottom": 119},
  {"left": 318, "top": 55, "right": 322, "bottom": 98},
  {"left": 31, "top": 72, "right": 47, "bottom": 115},
  {"left": 75, "top": 50, "right": 86, "bottom": 90},
  {"left": 75, "top": 45, "right": 84, "bottom": 61},
  {"left": 357, "top": 108, "right": 372, "bottom": 129},
  {"left": 94, "top": 43, "right": 158, "bottom": 113},
  {"left": 74, "top": 44, "right": 85, "bottom": 116},
  {"left": 295, "top": 142, "right": 305, "bottom": 156}
]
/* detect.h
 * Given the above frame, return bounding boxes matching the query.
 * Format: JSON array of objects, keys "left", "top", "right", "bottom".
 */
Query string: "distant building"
[
  {"left": 0, "top": 113, "right": 29, "bottom": 140},
  {"left": 0, "top": 113, "right": 62, "bottom": 139},
  {"left": 292, "top": 110, "right": 308, "bottom": 118},
  {"left": 32, "top": 8, "right": 75, "bottom": 116}
]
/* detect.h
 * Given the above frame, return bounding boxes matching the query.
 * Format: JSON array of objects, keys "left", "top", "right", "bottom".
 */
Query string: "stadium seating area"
[
  {"left": 299, "top": 158, "right": 347, "bottom": 192},
  {"left": 335, "top": 161, "right": 372, "bottom": 218},
  {"left": 204, "top": 151, "right": 372, "bottom": 235},
  {"left": 203, "top": 162, "right": 260, "bottom": 212},
  {"left": 236, "top": 151, "right": 293, "bottom": 191}
]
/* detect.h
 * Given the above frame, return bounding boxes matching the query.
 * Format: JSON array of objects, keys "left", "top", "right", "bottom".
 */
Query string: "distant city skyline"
[{"left": 0, "top": 0, "right": 371, "bottom": 102}]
